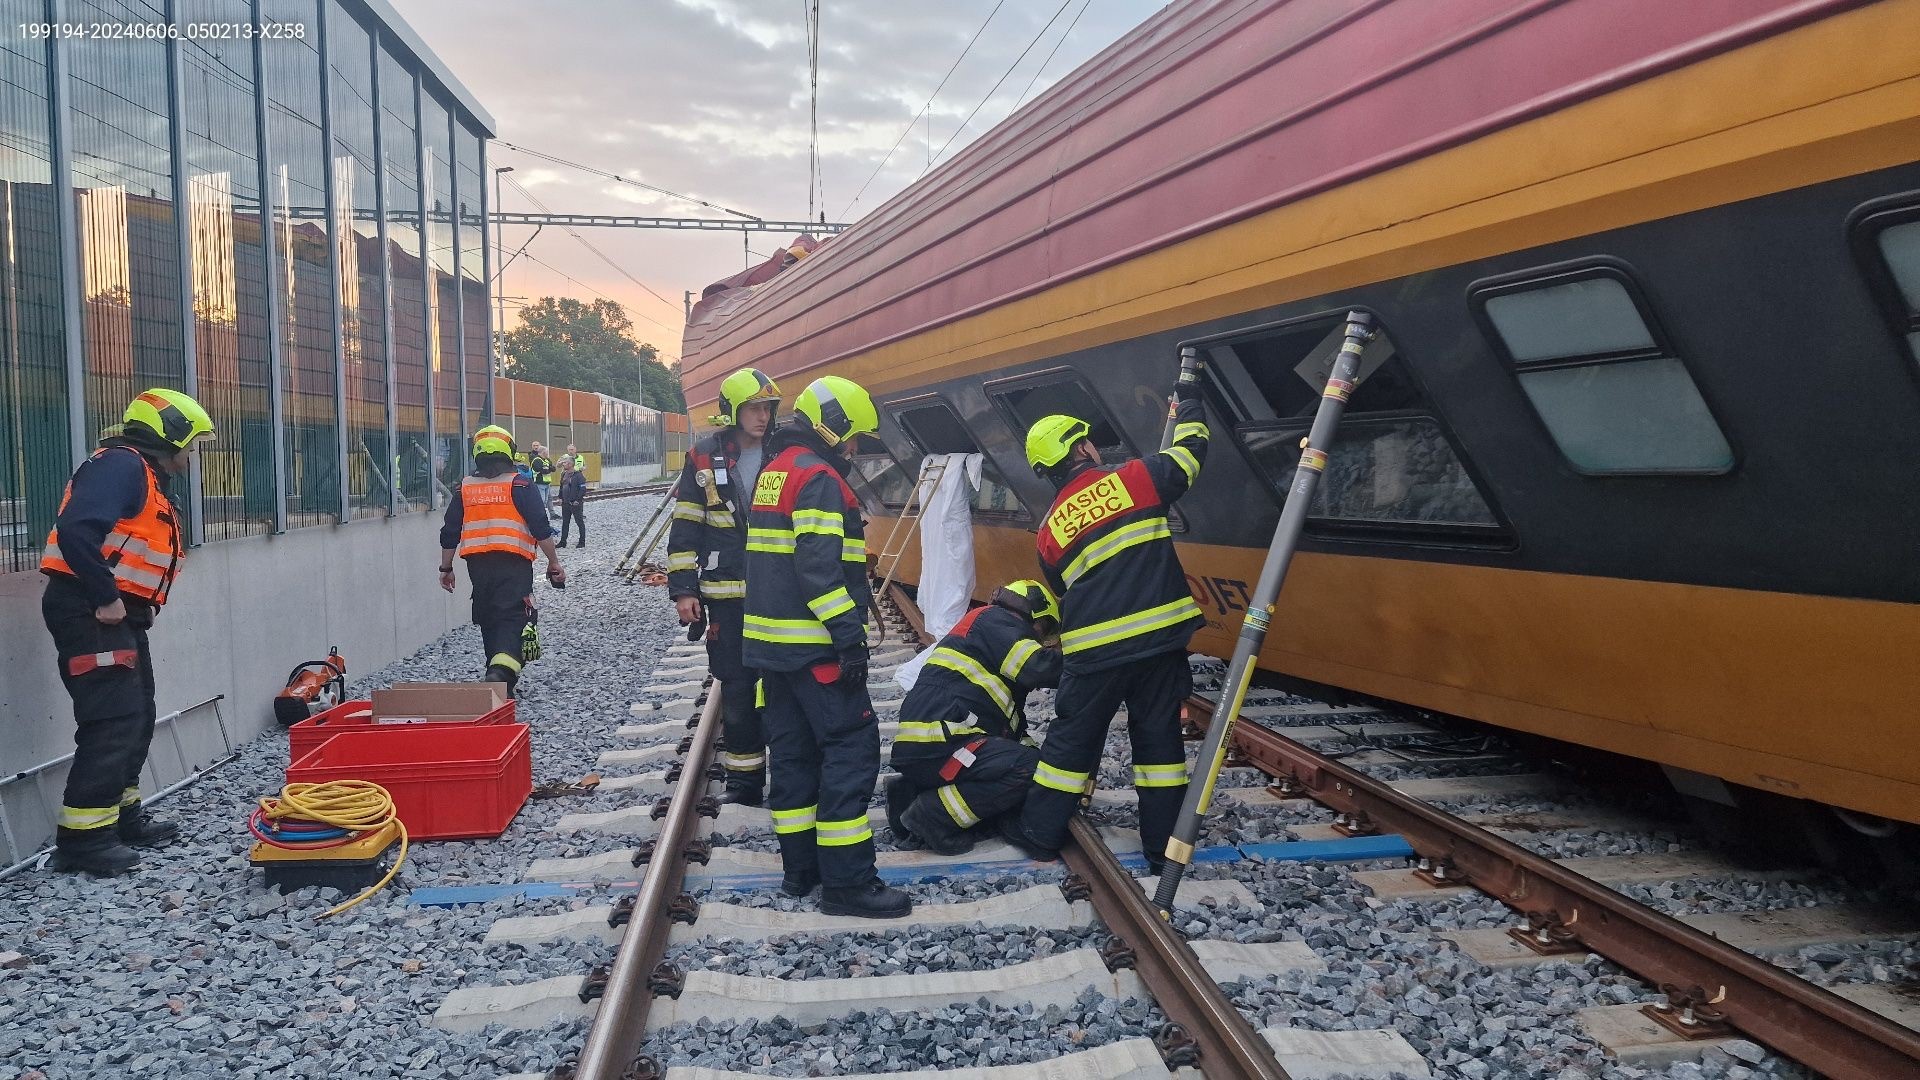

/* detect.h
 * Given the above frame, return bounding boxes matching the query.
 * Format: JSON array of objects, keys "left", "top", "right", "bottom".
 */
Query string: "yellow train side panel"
[{"left": 874, "top": 517, "right": 1920, "bottom": 824}]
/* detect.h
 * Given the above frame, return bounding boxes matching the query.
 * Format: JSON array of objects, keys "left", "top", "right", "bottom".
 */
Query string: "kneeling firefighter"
[
  {"left": 440, "top": 425, "right": 566, "bottom": 695},
  {"left": 886, "top": 580, "right": 1062, "bottom": 856},
  {"left": 667, "top": 367, "right": 781, "bottom": 805},
  {"left": 40, "top": 389, "right": 213, "bottom": 874},
  {"left": 742, "top": 376, "right": 911, "bottom": 919}
]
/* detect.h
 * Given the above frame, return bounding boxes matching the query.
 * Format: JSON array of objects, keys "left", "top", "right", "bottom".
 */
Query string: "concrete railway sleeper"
[
  {"left": 532, "top": 593, "right": 1299, "bottom": 1080},
  {"left": 1203, "top": 697, "right": 1920, "bottom": 1079}
]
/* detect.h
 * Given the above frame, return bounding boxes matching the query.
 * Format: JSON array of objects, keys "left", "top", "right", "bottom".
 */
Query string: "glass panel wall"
[
  {"left": 66, "top": 0, "right": 186, "bottom": 456},
  {"left": 182, "top": 0, "right": 276, "bottom": 540},
  {"left": 0, "top": 2, "right": 69, "bottom": 572},
  {"left": 455, "top": 125, "right": 486, "bottom": 439},
  {"left": 263, "top": 0, "right": 339, "bottom": 525},
  {"left": 377, "top": 45, "right": 428, "bottom": 510},
  {"left": 328, "top": 0, "right": 388, "bottom": 518},
  {"left": 421, "top": 91, "right": 460, "bottom": 494}
]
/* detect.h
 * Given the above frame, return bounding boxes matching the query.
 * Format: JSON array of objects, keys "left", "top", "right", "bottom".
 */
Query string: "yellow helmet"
[
  {"left": 124, "top": 388, "right": 214, "bottom": 450},
  {"left": 1025, "top": 414, "right": 1090, "bottom": 474},
  {"left": 1000, "top": 579, "right": 1059, "bottom": 627},
  {"left": 718, "top": 367, "right": 782, "bottom": 425},
  {"left": 793, "top": 376, "right": 878, "bottom": 448},
  {"left": 473, "top": 424, "right": 516, "bottom": 459}
]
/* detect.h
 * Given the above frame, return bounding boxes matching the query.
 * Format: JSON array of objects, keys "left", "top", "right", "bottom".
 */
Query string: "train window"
[
  {"left": 1473, "top": 266, "right": 1734, "bottom": 475},
  {"left": 985, "top": 368, "right": 1186, "bottom": 531},
  {"left": 1879, "top": 220, "right": 1920, "bottom": 310},
  {"left": 985, "top": 372, "right": 1131, "bottom": 462},
  {"left": 1853, "top": 203, "right": 1920, "bottom": 366},
  {"left": 1484, "top": 276, "right": 1655, "bottom": 361},
  {"left": 849, "top": 453, "right": 914, "bottom": 511},
  {"left": 1197, "top": 313, "right": 1504, "bottom": 541},
  {"left": 887, "top": 400, "right": 1029, "bottom": 522}
]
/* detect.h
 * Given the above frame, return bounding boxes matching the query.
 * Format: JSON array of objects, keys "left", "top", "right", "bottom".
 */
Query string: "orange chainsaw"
[{"left": 274, "top": 647, "right": 347, "bottom": 727}]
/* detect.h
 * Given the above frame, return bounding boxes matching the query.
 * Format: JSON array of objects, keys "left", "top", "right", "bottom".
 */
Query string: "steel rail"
[
  {"left": 1059, "top": 818, "right": 1293, "bottom": 1078},
  {"left": 1207, "top": 699, "right": 1920, "bottom": 1080},
  {"left": 881, "top": 584, "right": 1291, "bottom": 1078},
  {"left": 571, "top": 682, "right": 724, "bottom": 1080}
]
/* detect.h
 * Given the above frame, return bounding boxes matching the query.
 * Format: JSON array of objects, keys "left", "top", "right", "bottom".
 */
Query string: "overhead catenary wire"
[
  {"left": 502, "top": 172, "right": 683, "bottom": 321},
  {"left": 515, "top": 249, "right": 683, "bottom": 361},
  {"left": 493, "top": 139, "right": 761, "bottom": 221},
  {"left": 928, "top": 0, "right": 1078, "bottom": 172},
  {"left": 1012, "top": 0, "right": 1095, "bottom": 111},
  {"left": 838, "top": 0, "right": 1008, "bottom": 217}
]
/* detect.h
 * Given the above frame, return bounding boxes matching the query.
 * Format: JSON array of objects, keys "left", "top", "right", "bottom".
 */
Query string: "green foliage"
[{"left": 500, "top": 297, "right": 685, "bottom": 412}]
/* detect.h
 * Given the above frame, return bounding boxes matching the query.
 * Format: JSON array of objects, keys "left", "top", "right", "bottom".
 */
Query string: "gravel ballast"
[{"left": 0, "top": 493, "right": 685, "bottom": 1080}]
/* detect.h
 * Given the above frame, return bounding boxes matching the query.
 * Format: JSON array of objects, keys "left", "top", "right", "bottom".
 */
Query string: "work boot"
[
  {"left": 779, "top": 867, "right": 821, "bottom": 898},
  {"left": 484, "top": 664, "right": 519, "bottom": 699},
  {"left": 901, "top": 798, "right": 972, "bottom": 857},
  {"left": 48, "top": 826, "right": 140, "bottom": 876},
  {"left": 776, "top": 831, "right": 820, "bottom": 897},
  {"left": 996, "top": 816, "right": 1060, "bottom": 862},
  {"left": 819, "top": 878, "right": 912, "bottom": 919},
  {"left": 883, "top": 776, "right": 918, "bottom": 847},
  {"left": 719, "top": 781, "right": 764, "bottom": 807},
  {"left": 116, "top": 802, "right": 178, "bottom": 847}
]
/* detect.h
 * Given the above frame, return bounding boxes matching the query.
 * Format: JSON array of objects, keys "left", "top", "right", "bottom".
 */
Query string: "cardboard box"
[{"left": 370, "top": 683, "right": 508, "bottom": 725}]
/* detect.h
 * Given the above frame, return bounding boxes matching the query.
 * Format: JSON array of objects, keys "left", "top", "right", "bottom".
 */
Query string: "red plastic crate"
[
  {"left": 286, "top": 723, "right": 533, "bottom": 840},
  {"left": 287, "top": 697, "right": 516, "bottom": 764}
]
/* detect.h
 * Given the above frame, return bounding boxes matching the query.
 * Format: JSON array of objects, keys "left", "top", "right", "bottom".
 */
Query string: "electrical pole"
[{"left": 493, "top": 165, "right": 514, "bottom": 375}]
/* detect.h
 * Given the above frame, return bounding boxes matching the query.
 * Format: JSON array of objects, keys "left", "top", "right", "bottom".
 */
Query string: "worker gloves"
[{"left": 835, "top": 645, "right": 869, "bottom": 688}]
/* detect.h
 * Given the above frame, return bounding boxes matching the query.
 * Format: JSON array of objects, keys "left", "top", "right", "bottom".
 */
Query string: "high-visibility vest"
[
  {"left": 40, "top": 446, "right": 184, "bottom": 605},
  {"left": 457, "top": 474, "right": 537, "bottom": 559}
]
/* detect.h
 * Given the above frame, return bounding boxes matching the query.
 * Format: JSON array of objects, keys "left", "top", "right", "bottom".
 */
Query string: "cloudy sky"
[{"left": 390, "top": 0, "right": 1168, "bottom": 365}]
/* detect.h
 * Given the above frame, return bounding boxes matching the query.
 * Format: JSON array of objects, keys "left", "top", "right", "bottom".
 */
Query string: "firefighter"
[
  {"left": 39, "top": 389, "right": 213, "bottom": 874},
  {"left": 1004, "top": 390, "right": 1210, "bottom": 870},
  {"left": 667, "top": 368, "right": 781, "bottom": 805},
  {"left": 528, "top": 442, "right": 556, "bottom": 520},
  {"left": 742, "top": 376, "right": 911, "bottom": 919},
  {"left": 886, "top": 580, "right": 1061, "bottom": 857},
  {"left": 439, "top": 425, "right": 566, "bottom": 696}
]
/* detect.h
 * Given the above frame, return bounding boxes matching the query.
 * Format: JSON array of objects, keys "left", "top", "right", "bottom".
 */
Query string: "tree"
[{"left": 499, "top": 296, "right": 685, "bottom": 412}]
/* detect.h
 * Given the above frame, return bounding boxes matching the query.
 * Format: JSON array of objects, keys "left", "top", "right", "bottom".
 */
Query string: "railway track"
[{"left": 422, "top": 583, "right": 1919, "bottom": 1079}]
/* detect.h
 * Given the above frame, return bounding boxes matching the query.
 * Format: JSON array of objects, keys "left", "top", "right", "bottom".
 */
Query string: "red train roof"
[{"left": 680, "top": 0, "right": 1866, "bottom": 405}]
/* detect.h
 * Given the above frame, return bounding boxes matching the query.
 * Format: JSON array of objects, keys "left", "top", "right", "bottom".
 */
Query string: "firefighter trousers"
[
  {"left": 704, "top": 599, "right": 765, "bottom": 794},
  {"left": 42, "top": 575, "right": 157, "bottom": 831},
  {"left": 467, "top": 553, "right": 534, "bottom": 675},
  {"left": 763, "top": 664, "right": 879, "bottom": 889},
  {"left": 894, "top": 737, "right": 1038, "bottom": 840},
  {"left": 1019, "top": 649, "right": 1192, "bottom": 859}
]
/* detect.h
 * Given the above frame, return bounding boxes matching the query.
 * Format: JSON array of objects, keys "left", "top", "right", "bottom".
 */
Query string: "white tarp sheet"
[{"left": 893, "top": 453, "right": 981, "bottom": 692}]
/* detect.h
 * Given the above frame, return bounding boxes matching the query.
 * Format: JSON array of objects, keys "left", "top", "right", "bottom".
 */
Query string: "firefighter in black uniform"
[
  {"left": 742, "top": 376, "right": 911, "bottom": 919},
  {"left": 886, "top": 580, "right": 1062, "bottom": 856},
  {"left": 667, "top": 368, "right": 781, "bottom": 805},
  {"left": 1004, "top": 389, "right": 1210, "bottom": 870},
  {"left": 39, "top": 389, "right": 213, "bottom": 875},
  {"left": 440, "top": 425, "right": 565, "bottom": 696}
]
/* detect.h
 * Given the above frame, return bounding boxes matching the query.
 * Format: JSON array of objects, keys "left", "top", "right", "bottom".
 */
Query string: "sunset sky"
[{"left": 391, "top": 0, "right": 1167, "bottom": 368}]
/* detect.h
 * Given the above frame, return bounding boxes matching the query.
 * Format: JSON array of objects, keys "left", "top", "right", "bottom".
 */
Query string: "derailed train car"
[{"left": 679, "top": 0, "right": 1920, "bottom": 846}]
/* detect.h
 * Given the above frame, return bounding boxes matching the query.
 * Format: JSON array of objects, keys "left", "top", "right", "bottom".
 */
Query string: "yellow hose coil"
[{"left": 257, "top": 780, "right": 408, "bottom": 918}]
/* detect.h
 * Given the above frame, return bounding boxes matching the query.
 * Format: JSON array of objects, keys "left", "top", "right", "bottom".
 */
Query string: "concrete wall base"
[{"left": 0, "top": 510, "right": 465, "bottom": 860}]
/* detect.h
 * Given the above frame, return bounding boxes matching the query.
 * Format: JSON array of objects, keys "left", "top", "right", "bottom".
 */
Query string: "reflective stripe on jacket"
[
  {"left": 891, "top": 603, "right": 1061, "bottom": 766},
  {"left": 740, "top": 429, "right": 869, "bottom": 671},
  {"left": 666, "top": 430, "right": 749, "bottom": 603},
  {"left": 40, "top": 446, "right": 183, "bottom": 605},
  {"left": 1036, "top": 398, "right": 1210, "bottom": 673},
  {"left": 457, "top": 474, "right": 538, "bottom": 559}
]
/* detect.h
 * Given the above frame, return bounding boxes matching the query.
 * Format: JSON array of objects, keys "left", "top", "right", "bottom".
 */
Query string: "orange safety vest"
[
  {"left": 40, "top": 446, "right": 184, "bottom": 605},
  {"left": 457, "top": 474, "right": 537, "bottom": 560}
]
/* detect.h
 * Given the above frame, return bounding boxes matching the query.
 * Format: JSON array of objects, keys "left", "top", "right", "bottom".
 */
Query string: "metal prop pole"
[{"left": 1151, "top": 310, "right": 1376, "bottom": 915}]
